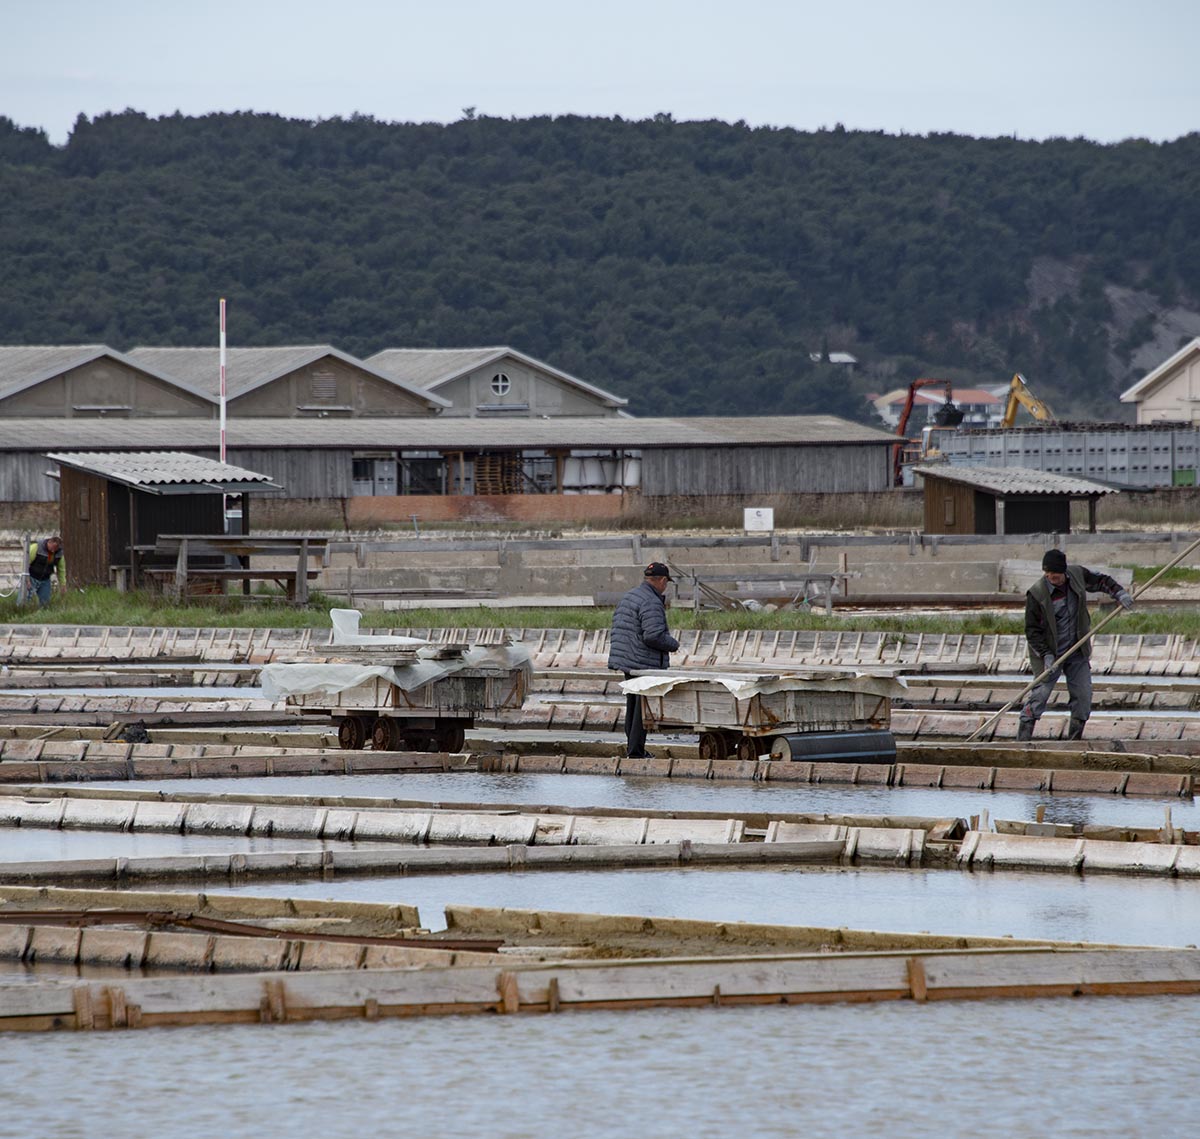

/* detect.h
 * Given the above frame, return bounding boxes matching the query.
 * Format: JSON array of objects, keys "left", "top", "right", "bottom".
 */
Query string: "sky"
[{"left": 4, "top": 0, "right": 1198, "bottom": 146}]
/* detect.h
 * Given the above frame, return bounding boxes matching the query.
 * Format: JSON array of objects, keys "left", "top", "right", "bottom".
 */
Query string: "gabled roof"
[
  {"left": 0, "top": 345, "right": 214, "bottom": 404},
  {"left": 127, "top": 346, "right": 450, "bottom": 410},
  {"left": 366, "top": 346, "right": 628, "bottom": 408},
  {"left": 1120, "top": 337, "right": 1200, "bottom": 402},
  {"left": 912, "top": 464, "right": 1117, "bottom": 496},
  {"left": 47, "top": 450, "right": 281, "bottom": 494}
]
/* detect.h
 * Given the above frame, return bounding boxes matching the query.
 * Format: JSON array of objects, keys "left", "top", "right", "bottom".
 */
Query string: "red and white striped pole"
[{"left": 219, "top": 297, "right": 227, "bottom": 464}]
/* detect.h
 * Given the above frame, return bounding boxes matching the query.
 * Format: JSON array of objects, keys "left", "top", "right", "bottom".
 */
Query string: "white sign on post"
[{"left": 744, "top": 507, "right": 774, "bottom": 532}]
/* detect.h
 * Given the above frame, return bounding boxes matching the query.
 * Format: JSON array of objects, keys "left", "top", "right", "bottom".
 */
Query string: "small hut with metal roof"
[
  {"left": 913, "top": 464, "right": 1118, "bottom": 535},
  {"left": 48, "top": 451, "right": 281, "bottom": 587}
]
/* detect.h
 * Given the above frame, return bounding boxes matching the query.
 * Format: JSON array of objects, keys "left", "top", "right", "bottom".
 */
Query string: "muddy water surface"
[{"left": 4, "top": 996, "right": 1198, "bottom": 1138}]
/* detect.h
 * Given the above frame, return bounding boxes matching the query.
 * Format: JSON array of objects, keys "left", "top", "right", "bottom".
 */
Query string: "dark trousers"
[
  {"left": 623, "top": 672, "right": 648, "bottom": 757},
  {"left": 1019, "top": 653, "right": 1093, "bottom": 729}
]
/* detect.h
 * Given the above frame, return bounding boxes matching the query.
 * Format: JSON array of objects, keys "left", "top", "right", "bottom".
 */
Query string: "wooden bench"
[
  {"left": 133, "top": 534, "right": 329, "bottom": 604},
  {"left": 141, "top": 566, "right": 322, "bottom": 602}
]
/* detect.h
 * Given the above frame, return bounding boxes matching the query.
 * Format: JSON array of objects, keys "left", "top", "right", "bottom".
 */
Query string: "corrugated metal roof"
[
  {"left": 913, "top": 464, "right": 1118, "bottom": 495},
  {"left": 367, "top": 346, "right": 628, "bottom": 407},
  {"left": 0, "top": 345, "right": 212, "bottom": 403},
  {"left": 127, "top": 346, "right": 449, "bottom": 409},
  {"left": 47, "top": 450, "right": 279, "bottom": 491},
  {"left": 2, "top": 416, "right": 898, "bottom": 451}
]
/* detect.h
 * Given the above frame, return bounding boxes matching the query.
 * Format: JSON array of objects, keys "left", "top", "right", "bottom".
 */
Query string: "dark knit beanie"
[{"left": 1042, "top": 549, "right": 1067, "bottom": 573}]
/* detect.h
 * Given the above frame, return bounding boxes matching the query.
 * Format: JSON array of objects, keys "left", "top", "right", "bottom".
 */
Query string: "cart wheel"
[
  {"left": 337, "top": 716, "right": 368, "bottom": 751},
  {"left": 698, "top": 731, "right": 728, "bottom": 761},
  {"left": 371, "top": 717, "right": 401, "bottom": 751},
  {"left": 435, "top": 724, "right": 466, "bottom": 753},
  {"left": 736, "top": 735, "right": 761, "bottom": 762}
]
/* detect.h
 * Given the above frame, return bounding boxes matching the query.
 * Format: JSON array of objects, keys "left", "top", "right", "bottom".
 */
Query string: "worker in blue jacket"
[
  {"left": 26, "top": 536, "right": 65, "bottom": 607},
  {"left": 607, "top": 562, "right": 680, "bottom": 759},
  {"left": 1020, "top": 548, "right": 1133, "bottom": 741}
]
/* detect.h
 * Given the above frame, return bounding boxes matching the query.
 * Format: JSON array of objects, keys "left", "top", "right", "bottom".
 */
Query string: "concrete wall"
[{"left": 311, "top": 531, "right": 1185, "bottom": 602}]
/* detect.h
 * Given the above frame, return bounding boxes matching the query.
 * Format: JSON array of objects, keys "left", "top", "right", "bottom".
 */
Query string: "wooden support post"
[
  {"left": 106, "top": 985, "right": 129, "bottom": 1028},
  {"left": 907, "top": 957, "right": 928, "bottom": 1002},
  {"left": 73, "top": 986, "right": 95, "bottom": 1030},
  {"left": 497, "top": 971, "right": 520, "bottom": 1014},
  {"left": 296, "top": 537, "right": 310, "bottom": 605},
  {"left": 171, "top": 537, "right": 189, "bottom": 602}
]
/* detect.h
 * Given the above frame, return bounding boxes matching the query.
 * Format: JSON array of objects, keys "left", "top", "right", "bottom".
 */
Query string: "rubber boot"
[
  {"left": 1067, "top": 718, "right": 1086, "bottom": 741},
  {"left": 1017, "top": 720, "right": 1034, "bottom": 742}
]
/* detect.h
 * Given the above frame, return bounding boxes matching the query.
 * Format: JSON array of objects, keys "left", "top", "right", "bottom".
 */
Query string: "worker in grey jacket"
[
  {"left": 1019, "top": 548, "right": 1133, "bottom": 742},
  {"left": 607, "top": 562, "right": 681, "bottom": 758}
]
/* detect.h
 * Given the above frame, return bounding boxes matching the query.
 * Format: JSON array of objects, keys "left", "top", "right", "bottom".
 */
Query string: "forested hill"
[{"left": 2, "top": 110, "right": 1198, "bottom": 420}]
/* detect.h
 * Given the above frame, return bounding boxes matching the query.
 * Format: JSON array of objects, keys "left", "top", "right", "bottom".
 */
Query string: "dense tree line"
[{"left": 1, "top": 110, "right": 1197, "bottom": 419}]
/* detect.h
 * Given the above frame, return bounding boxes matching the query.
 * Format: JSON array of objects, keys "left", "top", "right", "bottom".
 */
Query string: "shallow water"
[
  {"left": 74, "top": 769, "right": 1200, "bottom": 827},
  {"left": 0, "top": 828, "right": 354, "bottom": 861},
  {"left": 202, "top": 861, "right": 1200, "bottom": 946},
  {"left": 4, "top": 997, "right": 1198, "bottom": 1138}
]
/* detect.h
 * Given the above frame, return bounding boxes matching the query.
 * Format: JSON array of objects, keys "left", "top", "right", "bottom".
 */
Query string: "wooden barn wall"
[
  {"left": 0, "top": 453, "right": 62, "bottom": 501},
  {"left": 221, "top": 449, "right": 351, "bottom": 498},
  {"left": 132, "top": 490, "right": 224, "bottom": 547},
  {"left": 58, "top": 468, "right": 109, "bottom": 585},
  {"left": 166, "top": 448, "right": 351, "bottom": 499},
  {"left": 1006, "top": 497, "right": 1071, "bottom": 534},
  {"left": 640, "top": 444, "right": 892, "bottom": 495},
  {"left": 922, "top": 477, "right": 978, "bottom": 534}
]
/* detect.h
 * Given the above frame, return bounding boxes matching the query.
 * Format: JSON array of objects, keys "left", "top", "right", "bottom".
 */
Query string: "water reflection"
[
  {"left": 4, "top": 997, "right": 1198, "bottom": 1137},
  {"left": 72, "top": 770, "right": 1200, "bottom": 828},
  {"left": 0, "top": 828, "right": 354, "bottom": 862},
  {"left": 207, "top": 863, "right": 1200, "bottom": 947}
]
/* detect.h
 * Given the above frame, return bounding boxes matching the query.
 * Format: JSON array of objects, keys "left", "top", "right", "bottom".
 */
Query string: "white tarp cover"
[
  {"left": 260, "top": 644, "right": 533, "bottom": 701},
  {"left": 619, "top": 671, "right": 907, "bottom": 700},
  {"left": 329, "top": 608, "right": 429, "bottom": 648}
]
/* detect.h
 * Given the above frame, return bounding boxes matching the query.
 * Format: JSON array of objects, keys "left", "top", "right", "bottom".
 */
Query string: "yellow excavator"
[{"left": 1001, "top": 373, "right": 1056, "bottom": 427}]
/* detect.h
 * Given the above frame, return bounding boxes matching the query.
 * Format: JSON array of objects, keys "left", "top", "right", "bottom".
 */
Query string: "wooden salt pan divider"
[
  {"left": 8, "top": 624, "right": 1200, "bottom": 674},
  {"left": 4, "top": 946, "right": 1199, "bottom": 1032}
]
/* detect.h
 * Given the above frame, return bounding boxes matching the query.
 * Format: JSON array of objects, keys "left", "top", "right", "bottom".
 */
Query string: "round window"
[{"left": 491, "top": 372, "right": 511, "bottom": 396}]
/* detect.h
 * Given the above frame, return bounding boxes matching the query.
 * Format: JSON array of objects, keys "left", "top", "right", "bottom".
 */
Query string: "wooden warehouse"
[
  {"left": 126, "top": 346, "right": 448, "bottom": 418},
  {"left": 913, "top": 465, "right": 1117, "bottom": 536},
  {"left": 48, "top": 451, "right": 281, "bottom": 587},
  {"left": 2, "top": 417, "right": 899, "bottom": 521}
]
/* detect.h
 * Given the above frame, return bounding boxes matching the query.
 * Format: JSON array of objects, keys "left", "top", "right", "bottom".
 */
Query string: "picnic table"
[{"left": 132, "top": 534, "right": 329, "bottom": 604}]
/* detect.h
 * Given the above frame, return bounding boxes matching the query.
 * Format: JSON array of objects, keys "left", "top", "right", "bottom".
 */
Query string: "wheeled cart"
[
  {"left": 625, "top": 670, "right": 903, "bottom": 762},
  {"left": 259, "top": 608, "right": 530, "bottom": 753},
  {"left": 284, "top": 662, "right": 528, "bottom": 752}
]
